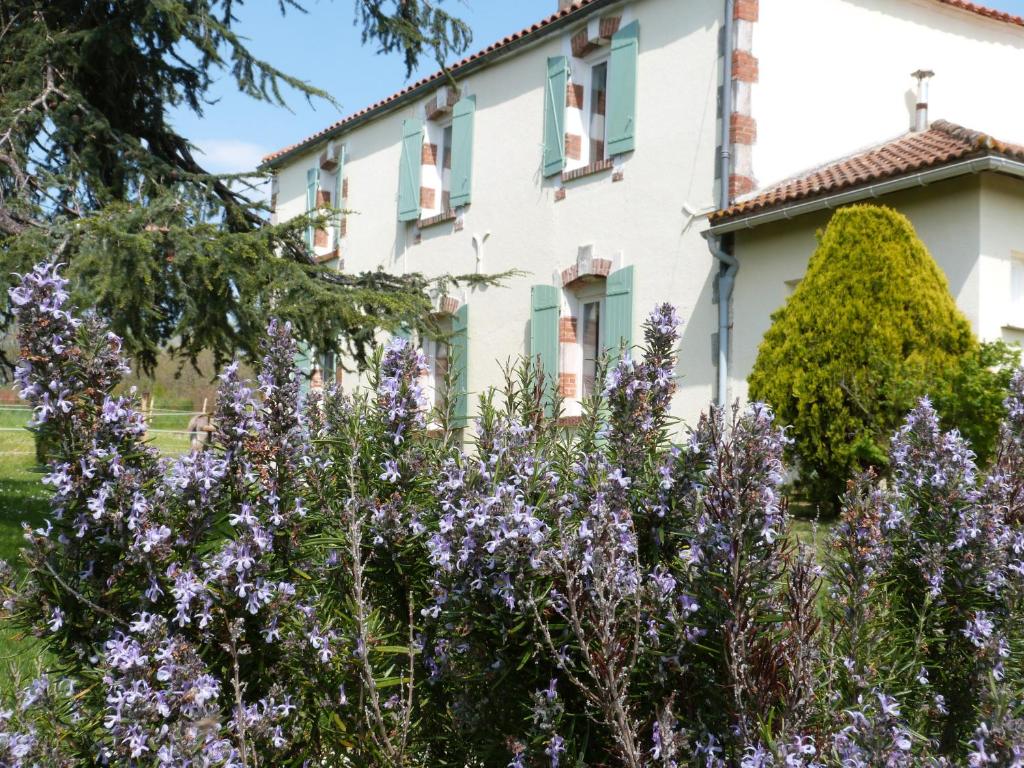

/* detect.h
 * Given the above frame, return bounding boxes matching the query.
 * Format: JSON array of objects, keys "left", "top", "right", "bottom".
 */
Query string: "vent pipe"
[{"left": 912, "top": 69, "right": 934, "bottom": 132}]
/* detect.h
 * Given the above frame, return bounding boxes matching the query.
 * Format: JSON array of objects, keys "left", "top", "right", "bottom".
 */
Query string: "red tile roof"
[
  {"left": 260, "top": 0, "right": 610, "bottom": 167},
  {"left": 709, "top": 120, "right": 1024, "bottom": 224},
  {"left": 933, "top": 0, "right": 1024, "bottom": 27},
  {"left": 260, "top": 0, "right": 1024, "bottom": 169}
]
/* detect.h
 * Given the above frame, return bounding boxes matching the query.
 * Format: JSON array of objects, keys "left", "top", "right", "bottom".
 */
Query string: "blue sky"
[{"left": 172, "top": 0, "right": 1024, "bottom": 173}]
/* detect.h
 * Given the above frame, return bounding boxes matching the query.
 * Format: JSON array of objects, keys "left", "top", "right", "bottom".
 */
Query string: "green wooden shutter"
[
  {"left": 398, "top": 119, "right": 423, "bottom": 222},
  {"left": 451, "top": 304, "right": 469, "bottom": 425},
  {"left": 333, "top": 146, "right": 345, "bottom": 249},
  {"left": 305, "top": 167, "right": 319, "bottom": 253},
  {"left": 543, "top": 57, "right": 569, "bottom": 177},
  {"left": 450, "top": 96, "right": 475, "bottom": 208},
  {"left": 604, "top": 266, "right": 634, "bottom": 357},
  {"left": 530, "top": 285, "right": 561, "bottom": 413},
  {"left": 607, "top": 20, "right": 639, "bottom": 156}
]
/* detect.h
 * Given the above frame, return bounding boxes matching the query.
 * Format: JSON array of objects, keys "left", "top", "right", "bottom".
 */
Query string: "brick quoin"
[
  {"left": 422, "top": 143, "right": 438, "bottom": 165},
  {"left": 342, "top": 178, "right": 348, "bottom": 198},
  {"left": 599, "top": 15, "right": 621, "bottom": 38},
  {"left": 559, "top": 317, "right": 578, "bottom": 343},
  {"left": 734, "top": 0, "right": 759, "bottom": 21},
  {"left": 565, "top": 133, "right": 582, "bottom": 161},
  {"left": 730, "top": 113, "right": 757, "bottom": 144},
  {"left": 567, "top": 83, "right": 584, "bottom": 109},
  {"left": 314, "top": 228, "right": 329, "bottom": 248},
  {"left": 419, "top": 186, "right": 436, "bottom": 209},
  {"left": 315, "top": 189, "right": 331, "bottom": 207},
  {"left": 729, "top": 174, "right": 756, "bottom": 197},
  {"left": 554, "top": 187, "right": 567, "bottom": 202},
  {"left": 732, "top": 50, "right": 759, "bottom": 83},
  {"left": 558, "top": 373, "right": 578, "bottom": 398}
]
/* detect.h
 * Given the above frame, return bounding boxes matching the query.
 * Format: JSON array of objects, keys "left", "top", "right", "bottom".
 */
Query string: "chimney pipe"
[{"left": 911, "top": 69, "right": 934, "bottom": 132}]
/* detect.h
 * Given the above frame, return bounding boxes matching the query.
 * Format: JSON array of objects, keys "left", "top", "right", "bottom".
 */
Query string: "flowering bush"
[{"left": 1, "top": 263, "right": 1022, "bottom": 766}]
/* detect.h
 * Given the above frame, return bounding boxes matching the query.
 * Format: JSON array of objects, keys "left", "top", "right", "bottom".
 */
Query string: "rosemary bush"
[{"left": 1, "top": 263, "right": 1022, "bottom": 767}]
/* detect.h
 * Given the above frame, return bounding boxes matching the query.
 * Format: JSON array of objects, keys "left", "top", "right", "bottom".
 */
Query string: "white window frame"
[
  {"left": 565, "top": 280, "right": 607, "bottom": 413},
  {"left": 564, "top": 48, "right": 610, "bottom": 173},
  {"left": 583, "top": 54, "right": 610, "bottom": 167},
  {"left": 422, "top": 117, "right": 453, "bottom": 218}
]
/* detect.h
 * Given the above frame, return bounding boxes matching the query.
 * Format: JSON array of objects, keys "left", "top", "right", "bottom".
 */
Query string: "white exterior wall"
[
  {"left": 728, "top": 177, "right": 996, "bottom": 404},
  {"left": 979, "top": 173, "right": 1024, "bottom": 346},
  {"left": 754, "top": 0, "right": 1024, "bottom": 186},
  {"left": 274, "top": 0, "right": 725, "bottom": 429}
]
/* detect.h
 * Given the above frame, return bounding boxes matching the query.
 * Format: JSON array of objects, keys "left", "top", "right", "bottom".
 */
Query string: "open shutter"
[
  {"left": 543, "top": 57, "right": 569, "bottom": 177},
  {"left": 450, "top": 96, "right": 475, "bottom": 208},
  {"left": 451, "top": 304, "right": 469, "bottom": 425},
  {"left": 305, "top": 167, "right": 319, "bottom": 253},
  {"left": 333, "top": 146, "right": 345, "bottom": 248},
  {"left": 530, "top": 285, "right": 561, "bottom": 414},
  {"left": 607, "top": 20, "right": 639, "bottom": 156},
  {"left": 398, "top": 119, "right": 423, "bottom": 222},
  {"left": 604, "top": 266, "right": 634, "bottom": 357}
]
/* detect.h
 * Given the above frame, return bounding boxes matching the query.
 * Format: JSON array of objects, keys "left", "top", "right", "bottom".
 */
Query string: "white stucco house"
[{"left": 259, "top": 0, "right": 1024, "bottom": 430}]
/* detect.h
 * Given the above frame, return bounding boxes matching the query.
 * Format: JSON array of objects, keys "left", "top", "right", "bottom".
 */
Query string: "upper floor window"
[
  {"left": 588, "top": 61, "right": 608, "bottom": 164},
  {"left": 397, "top": 90, "right": 476, "bottom": 224},
  {"left": 542, "top": 16, "right": 639, "bottom": 179}
]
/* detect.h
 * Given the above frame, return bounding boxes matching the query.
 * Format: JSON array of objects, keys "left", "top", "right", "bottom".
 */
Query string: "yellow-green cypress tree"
[{"left": 748, "top": 204, "right": 975, "bottom": 513}]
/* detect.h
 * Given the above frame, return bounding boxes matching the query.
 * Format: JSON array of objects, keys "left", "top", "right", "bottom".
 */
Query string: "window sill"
[
  {"left": 418, "top": 209, "right": 457, "bottom": 229},
  {"left": 314, "top": 247, "right": 341, "bottom": 265},
  {"left": 561, "top": 159, "right": 614, "bottom": 184}
]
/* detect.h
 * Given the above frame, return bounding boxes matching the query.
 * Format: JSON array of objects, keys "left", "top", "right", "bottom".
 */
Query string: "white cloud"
[{"left": 194, "top": 138, "right": 270, "bottom": 174}]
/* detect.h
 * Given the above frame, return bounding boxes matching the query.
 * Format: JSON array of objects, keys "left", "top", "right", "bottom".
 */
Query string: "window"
[
  {"left": 441, "top": 124, "right": 453, "bottom": 212},
  {"left": 1011, "top": 251, "right": 1024, "bottom": 326},
  {"left": 588, "top": 61, "right": 608, "bottom": 164},
  {"left": 579, "top": 299, "right": 602, "bottom": 398},
  {"left": 424, "top": 338, "right": 449, "bottom": 411},
  {"left": 542, "top": 20, "right": 637, "bottom": 178},
  {"left": 420, "top": 317, "right": 453, "bottom": 415}
]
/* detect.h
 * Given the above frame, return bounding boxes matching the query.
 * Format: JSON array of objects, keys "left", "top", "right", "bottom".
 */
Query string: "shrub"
[
  {"left": 748, "top": 204, "right": 998, "bottom": 514},
  {"left": 1, "top": 262, "right": 1022, "bottom": 766}
]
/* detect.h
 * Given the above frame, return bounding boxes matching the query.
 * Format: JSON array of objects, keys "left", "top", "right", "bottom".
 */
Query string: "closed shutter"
[
  {"left": 333, "top": 146, "right": 345, "bottom": 249},
  {"left": 543, "top": 56, "right": 569, "bottom": 177},
  {"left": 398, "top": 119, "right": 423, "bottom": 222},
  {"left": 451, "top": 304, "right": 469, "bottom": 425},
  {"left": 305, "top": 167, "right": 319, "bottom": 253},
  {"left": 604, "top": 265, "right": 634, "bottom": 357},
  {"left": 530, "top": 285, "right": 561, "bottom": 414},
  {"left": 606, "top": 20, "right": 639, "bottom": 156},
  {"left": 450, "top": 97, "right": 475, "bottom": 208}
]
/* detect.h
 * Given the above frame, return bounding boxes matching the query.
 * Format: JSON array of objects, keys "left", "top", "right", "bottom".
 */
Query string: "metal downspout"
[{"left": 710, "top": 0, "right": 738, "bottom": 408}]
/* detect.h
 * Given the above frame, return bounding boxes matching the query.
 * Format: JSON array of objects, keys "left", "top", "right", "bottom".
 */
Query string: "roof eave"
[
  {"left": 707, "top": 154, "right": 1024, "bottom": 235},
  {"left": 258, "top": 0, "right": 623, "bottom": 172}
]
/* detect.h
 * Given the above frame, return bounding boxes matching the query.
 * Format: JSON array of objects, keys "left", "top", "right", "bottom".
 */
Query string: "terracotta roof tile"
[
  {"left": 710, "top": 120, "right": 1024, "bottom": 224},
  {"left": 933, "top": 0, "right": 1024, "bottom": 27},
  {"left": 260, "top": 0, "right": 606, "bottom": 167}
]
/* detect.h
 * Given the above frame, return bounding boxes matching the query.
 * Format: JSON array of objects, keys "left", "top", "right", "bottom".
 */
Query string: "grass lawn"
[{"left": 0, "top": 405, "right": 194, "bottom": 695}]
